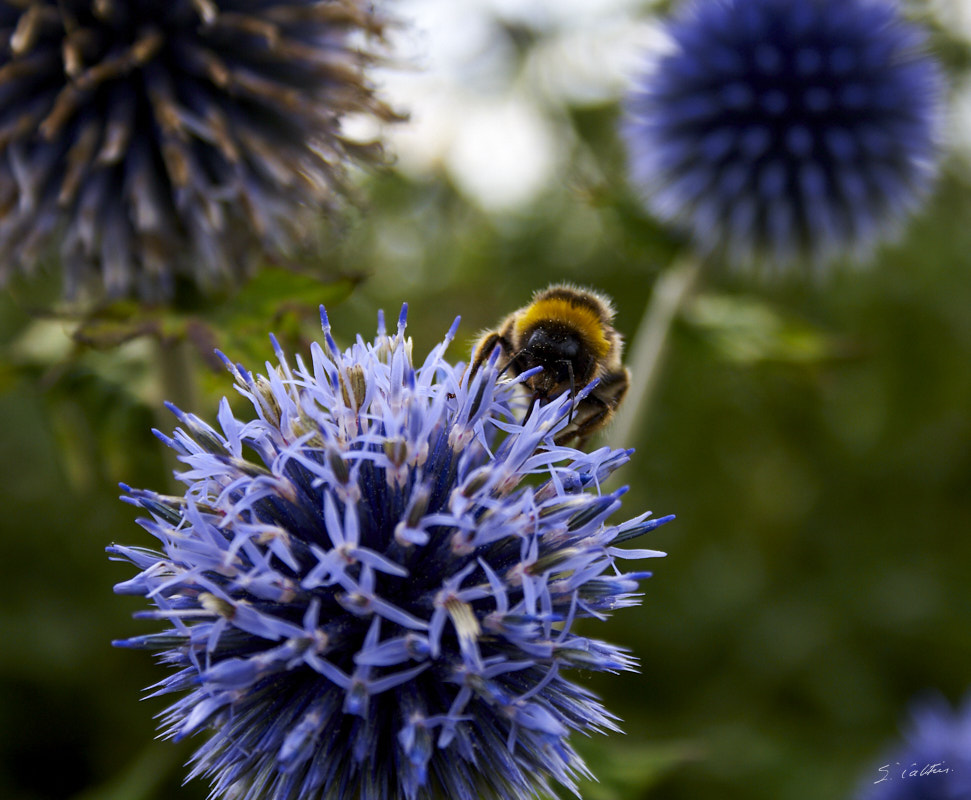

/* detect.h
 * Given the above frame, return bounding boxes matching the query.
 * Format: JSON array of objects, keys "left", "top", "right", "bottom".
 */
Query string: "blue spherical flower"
[
  {"left": 857, "top": 693, "right": 971, "bottom": 800},
  {"left": 622, "top": 0, "right": 943, "bottom": 267},
  {"left": 0, "top": 1, "right": 398, "bottom": 300},
  {"left": 109, "top": 306, "right": 671, "bottom": 800}
]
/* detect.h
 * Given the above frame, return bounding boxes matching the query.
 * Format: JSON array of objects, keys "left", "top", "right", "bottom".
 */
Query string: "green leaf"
[
  {"left": 683, "top": 293, "right": 851, "bottom": 365},
  {"left": 204, "top": 268, "right": 358, "bottom": 367},
  {"left": 572, "top": 737, "right": 701, "bottom": 800},
  {"left": 70, "top": 301, "right": 167, "bottom": 350},
  {"left": 215, "top": 266, "right": 356, "bottom": 319},
  {"left": 70, "top": 741, "right": 190, "bottom": 800}
]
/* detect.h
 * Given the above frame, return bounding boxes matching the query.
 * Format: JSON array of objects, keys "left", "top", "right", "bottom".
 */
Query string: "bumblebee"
[{"left": 468, "top": 284, "right": 630, "bottom": 446}]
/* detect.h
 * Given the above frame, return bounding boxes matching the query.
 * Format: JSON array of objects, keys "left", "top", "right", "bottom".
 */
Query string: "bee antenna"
[{"left": 498, "top": 347, "right": 527, "bottom": 378}]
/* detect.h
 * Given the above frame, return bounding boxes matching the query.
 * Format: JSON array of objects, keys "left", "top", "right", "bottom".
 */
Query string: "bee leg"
[
  {"left": 467, "top": 332, "right": 510, "bottom": 383},
  {"left": 554, "top": 367, "right": 630, "bottom": 447}
]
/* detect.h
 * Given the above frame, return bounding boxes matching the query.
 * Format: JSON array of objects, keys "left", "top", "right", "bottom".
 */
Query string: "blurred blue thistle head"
[
  {"left": 622, "top": 0, "right": 944, "bottom": 269},
  {"left": 0, "top": 1, "right": 399, "bottom": 301},
  {"left": 856, "top": 692, "right": 971, "bottom": 800},
  {"left": 109, "top": 306, "right": 671, "bottom": 800}
]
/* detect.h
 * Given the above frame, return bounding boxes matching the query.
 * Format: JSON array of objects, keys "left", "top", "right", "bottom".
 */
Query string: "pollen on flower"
[{"left": 110, "top": 304, "right": 672, "bottom": 800}]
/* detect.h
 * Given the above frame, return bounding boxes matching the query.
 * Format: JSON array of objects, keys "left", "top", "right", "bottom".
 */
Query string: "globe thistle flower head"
[
  {"left": 0, "top": 1, "right": 398, "bottom": 300},
  {"left": 622, "top": 0, "right": 944, "bottom": 269},
  {"left": 856, "top": 693, "right": 971, "bottom": 800},
  {"left": 109, "top": 305, "right": 671, "bottom": 800}
]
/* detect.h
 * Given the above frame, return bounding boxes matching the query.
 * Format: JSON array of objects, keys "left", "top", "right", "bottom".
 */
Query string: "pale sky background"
[
  {"left": 375, "top": 0, "right": 663, "bottom": 211},
  {"left": 362, "top": 0, "right": 971, "bottom": 213}
]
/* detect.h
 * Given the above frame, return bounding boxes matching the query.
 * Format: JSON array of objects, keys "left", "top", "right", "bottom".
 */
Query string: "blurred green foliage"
[{"left": 2, "top": 3, "right": 970, "bottom": 799}]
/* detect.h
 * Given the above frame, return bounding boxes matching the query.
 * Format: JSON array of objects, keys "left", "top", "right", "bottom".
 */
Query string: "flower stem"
[
  {"left": 156, "top": 334, "right": 198, "bottom": 415},
  {"left": 155, "top": 334, "right": 198, "bottom": 490},
  {"left": 607, "top": 256, "right": 702, "bottom": 449}
]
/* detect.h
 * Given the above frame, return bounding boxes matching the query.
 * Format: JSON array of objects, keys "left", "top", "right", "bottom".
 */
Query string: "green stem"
[
  {"left": 155, "top": 334, "right": 198, "bottom": 489},
  {"left": 155, "top": 334, "right": 198, "bottom": 415},
  {"left": 607, "top": 256, "right": 703, "bottom": 449}
]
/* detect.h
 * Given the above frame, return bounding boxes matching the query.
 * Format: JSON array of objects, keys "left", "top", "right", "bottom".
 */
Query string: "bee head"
[{"left": 518, "top": 324, "right": 598, "bottom": 399}]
